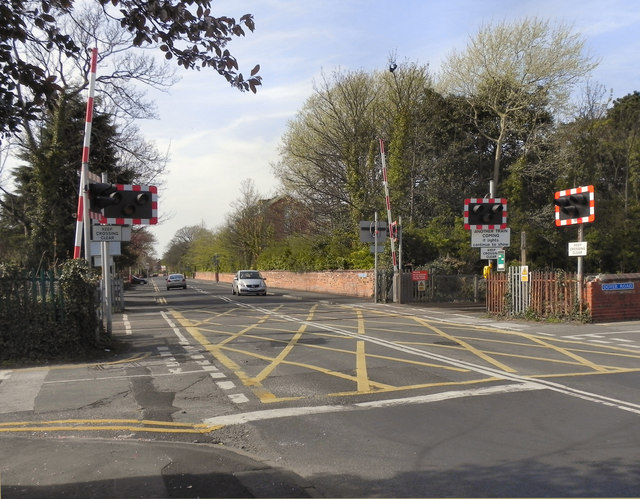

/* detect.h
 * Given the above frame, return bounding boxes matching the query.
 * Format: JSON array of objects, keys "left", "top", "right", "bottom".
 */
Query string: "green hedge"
[{"left": 0, "top": 260, "right": 105, "bottom": 363}]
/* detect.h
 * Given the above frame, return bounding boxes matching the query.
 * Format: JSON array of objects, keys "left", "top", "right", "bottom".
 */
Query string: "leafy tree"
[
  {"left": 584, "top": 92, "right": 640, "bottom": 272},
  {"left": 381, "top": 60, "right": 434, "bottom": 224},
  {"left": 275, "top": 70, "right": 383, "bottom": 232},
  {"left": 439, "top": 17, "right": 597, "bottom": 190},
  {"left": 0, "top": 0, "right": 261, "bottom": 141}
]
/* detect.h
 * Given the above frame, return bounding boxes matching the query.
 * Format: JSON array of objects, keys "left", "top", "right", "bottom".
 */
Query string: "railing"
[
  {"left": 487, "top": 268, "right": 581, "bottom": 319},
  {"left": 0, "top": 270, "right": 65, "bottom": 317},
  {"left": 375, "top": 270, "right": 485, "bottom": 304}
]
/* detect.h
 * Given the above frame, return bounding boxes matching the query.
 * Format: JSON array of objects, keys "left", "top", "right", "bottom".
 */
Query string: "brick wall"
[
  {"left": 586, "top": 274, "right": 640, "bottom": 322},
  {"left": 195, "top": 270, "right": 375, "bottom": 298}
]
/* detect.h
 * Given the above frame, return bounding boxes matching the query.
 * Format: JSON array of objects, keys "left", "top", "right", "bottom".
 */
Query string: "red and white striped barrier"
[
  {"left": 379, "top": 139, "right": 398, "bottom": 271},
  {"left": 73, "top": 47, "right": 98, "bottom": 260}
]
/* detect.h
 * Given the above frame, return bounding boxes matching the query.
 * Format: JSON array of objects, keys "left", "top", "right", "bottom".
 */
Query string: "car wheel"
[{"left": 183, "top": 285, "right": 187, "bottom": 289}]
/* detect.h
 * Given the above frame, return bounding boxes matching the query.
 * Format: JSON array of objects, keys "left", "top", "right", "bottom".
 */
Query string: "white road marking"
[
  {"left": 161, "top": 310, "right": 190, "bottom": 345},
  {"left": 122, "top": 313, "right": 132, "bottom": 335},
  {"left": 228, "top": 393, "right": 250, "bottom": 404},
  {"left": 203, "top": 383, "right": 542, "bottom": 426},
  {"left": 217, "top": 381, "right": 236, "bottom": 390},
  {"left": 201, "top": 365, "right": 220, "bottom": 372}
]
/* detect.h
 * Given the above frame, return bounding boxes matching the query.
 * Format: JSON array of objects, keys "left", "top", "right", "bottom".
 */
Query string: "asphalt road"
[{"left": 2, "top": 277, "right": 640, "bottom": 497}]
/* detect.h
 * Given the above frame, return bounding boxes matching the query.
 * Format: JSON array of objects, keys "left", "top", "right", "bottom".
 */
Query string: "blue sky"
[{"left": 138, "top": 0, "right": 640, "bottom": 255}]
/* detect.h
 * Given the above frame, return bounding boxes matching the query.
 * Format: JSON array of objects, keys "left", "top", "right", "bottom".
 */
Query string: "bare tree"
[
  {"left": 0, "top": 0, "right": 261, "bottom": 140},
  {"left": 439, "top": 17, "right": 598, "bottom": 189},
  {"left": 225, "top": 179, "right": 271, "bottom": 268},
  {"left": 16, "top": 4, "right": 175, "bottom": 184}
]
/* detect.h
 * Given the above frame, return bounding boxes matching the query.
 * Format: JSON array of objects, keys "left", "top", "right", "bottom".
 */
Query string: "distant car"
[
  {"left": 232, "top": 270, "right": 267, "bottom": 296},
  {"left": 130, "top": 275, "right": 147, "bottom": 284},
  {"left": 166, "top": 273, "right": 187, "bottom": 290}
]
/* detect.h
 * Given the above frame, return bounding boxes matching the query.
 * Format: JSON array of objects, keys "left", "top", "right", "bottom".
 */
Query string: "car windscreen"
[{"left": 240, "top": 272, "right": 260, "bottom": 279}]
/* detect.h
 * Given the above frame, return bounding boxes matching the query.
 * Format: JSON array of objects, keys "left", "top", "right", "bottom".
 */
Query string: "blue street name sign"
[{"left": 601, "top": 282, "right": 635, "bottom": 291}]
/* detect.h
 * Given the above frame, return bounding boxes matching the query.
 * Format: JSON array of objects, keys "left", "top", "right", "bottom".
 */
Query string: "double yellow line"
[{"left": 0, "top": 419, "right": 222, "bottom": 434}]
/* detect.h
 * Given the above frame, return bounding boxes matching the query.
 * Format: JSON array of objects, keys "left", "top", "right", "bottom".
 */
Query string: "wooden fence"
[{"left": 487, "top": 268, "right": 581, "bottom": 318}]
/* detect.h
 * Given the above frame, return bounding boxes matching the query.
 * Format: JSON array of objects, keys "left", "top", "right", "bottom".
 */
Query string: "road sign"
[
  {"left": 359, "top": 220, "right": 387, "bottom": 243},
  {"left": 521, "top": 265, "right": 529, "bottom": 282},
  {"left": 471, "top": 228, "right": 511, "bottom": 248},
  {"left": 92, "top": 225, "right": 121, "bottom": 242},
  {"left": 480, "top": 247, "right": 501, "bottom": 260},
  {"left": 411, "top": 270, "right": 429, "bottom": 281},
  {"left": 497, "top": 250, "right": 506, "bottom": 272},
  {"left": 370, "top": 245, "right": 385, "bottom": 253},
  {"left": 568, "top": 241, "right": 588, "bottom": 256},
  {"left": 602, "top": 282, "right": 634, "bottom": 291},
  {"left": 90, "top": 241, "right": 121, "bottom": 256},
  {"left": 91, "top": 225, "right": 131, "bottom": 242}
]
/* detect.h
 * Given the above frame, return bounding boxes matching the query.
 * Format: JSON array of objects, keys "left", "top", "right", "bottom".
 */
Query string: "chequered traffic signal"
[
  {"left": 88, "top": 182, "right": 120, "bottom": 212},
  {"left": 554, "top": 185, "right": 594, "bottom": 226},
  {"left": 464, "top": 198, "right": 507, "bottom": 230},
  {"left": 98, "top": 185, "right": 158, "bottom": 225}
]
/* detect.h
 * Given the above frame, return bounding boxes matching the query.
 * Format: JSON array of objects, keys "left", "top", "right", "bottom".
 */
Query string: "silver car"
[
  {"left": 232, "top": 270, "right": 267, "bottom": 296},
  {"left": 166, "top": 273, "right": 187, "bottom": 290}
]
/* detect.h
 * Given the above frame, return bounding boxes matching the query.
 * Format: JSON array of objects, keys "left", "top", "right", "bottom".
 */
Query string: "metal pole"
[
  {"left": 374, "top": 211, "right": 378, "bottom": 303},
  {"left": 397, "top": 216, "right": 403, "bottom": 304},
  {"left": 577, "top": 224, "right": 584, "bottom": 309},
  {"left": 101, "top": 172, "right": 112, "bottom": 335}
]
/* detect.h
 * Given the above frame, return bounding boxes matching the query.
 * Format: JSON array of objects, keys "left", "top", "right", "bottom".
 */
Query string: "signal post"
[{"left": 554, "top": 185, "right": 595, "bottom": 308}]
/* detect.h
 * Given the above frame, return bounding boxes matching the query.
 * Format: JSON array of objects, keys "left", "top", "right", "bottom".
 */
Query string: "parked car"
[
  {"left": 130, "top": 275, "right": 147, "bottom": 284},
  {"left": 232, "top": 270, "right": 267, "bottom": 296},
  {"left": 166, "top": 273, "right": 187, "bottom": 290}
]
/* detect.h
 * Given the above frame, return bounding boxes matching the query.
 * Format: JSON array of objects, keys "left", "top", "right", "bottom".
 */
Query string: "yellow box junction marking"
[
  {"left": 169, "top": 306, "right": 494, "bottom": 402},
  {"left": 412, "top": 317, "right": 517, "bottom": 373}
]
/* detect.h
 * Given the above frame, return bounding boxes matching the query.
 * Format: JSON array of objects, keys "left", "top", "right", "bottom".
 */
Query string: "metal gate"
[
  {"left": 375, "top": 270, "right": 485, "bottom": 304},
  {"left": 487, "top": 268, "right": 580, "bottom": 318}
]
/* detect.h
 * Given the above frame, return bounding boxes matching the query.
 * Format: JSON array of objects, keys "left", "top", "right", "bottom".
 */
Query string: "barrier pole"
[{"left": 73, "top": 47, "right": 98, "bottom": 261}]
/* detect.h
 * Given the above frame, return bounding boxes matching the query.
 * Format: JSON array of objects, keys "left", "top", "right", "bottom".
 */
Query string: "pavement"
[
  {"left": 0, "top": 435, "right": 319, "bottom": 498},
  {"left": 0, "top": 283, "right": 324, "bottom": 499},
  {"left": 2, "top": 283, "right": 638, "bottom": 498}
]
